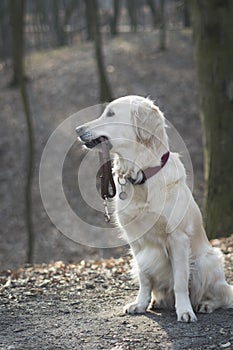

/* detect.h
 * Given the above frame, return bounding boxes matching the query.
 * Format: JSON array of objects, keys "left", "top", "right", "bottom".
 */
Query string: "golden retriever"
[{"left": 76, "top": 95, "right": 233, "bottom": 322}]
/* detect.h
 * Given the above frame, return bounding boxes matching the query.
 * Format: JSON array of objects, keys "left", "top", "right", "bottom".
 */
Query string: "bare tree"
[
  {"left": 190, "top": 0, "right": 233, "bottom": 238},
  {"left": 110, "top": 0, "right": 121, "bottom": 36},
  {"left": 146, "top": 0, "right": 159, "bottom": 28},
  {"left": 126, "top": 0, "right": 138, "bottom": 32},
  {"left": 89, "top": 0, "right": 113, "bottom": 102},
  {"left": 9, "top": 0, "right": 35, "bottom": 262},
  {"left": 85, "top": 0, "right": 94, "bottom": 40},
  {"left": 9, "top": 0, "right": 25, "bottom": 86},
  {"left": 183, "top": 0, "right": 190, "bottom": 27},
  {"left": 52, "top": 0, "right": 79, "bottom": 46},
  {"left": 159, "top": 0, "right": 166, "bottom": 51},
  {"left": 0, "top": 0, "right": 11, "bottom": 63},
  {"left": 20, "top": 68, "right": 35, "bottom": 264}
]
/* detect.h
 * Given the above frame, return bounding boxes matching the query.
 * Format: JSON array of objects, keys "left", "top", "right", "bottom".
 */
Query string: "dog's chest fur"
[
  {"left": 115, "top": 175, "right": 167, "bottom": 225},
  {"left": 115, "top": 179, "right": 174, "bottom": 303}
]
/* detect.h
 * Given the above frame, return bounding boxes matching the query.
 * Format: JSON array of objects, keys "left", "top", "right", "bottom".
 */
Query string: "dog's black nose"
[
  {"left": 76, "top": 127, "right": 93, "bottom": 142},
  {"left": 76, "top": 126, "right": 85, "bottom": 137}
]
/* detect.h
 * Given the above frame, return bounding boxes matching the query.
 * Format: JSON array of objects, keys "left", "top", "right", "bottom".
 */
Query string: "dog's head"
[{"left": 76, "top": 95, "right": 168, "bottom": 156}]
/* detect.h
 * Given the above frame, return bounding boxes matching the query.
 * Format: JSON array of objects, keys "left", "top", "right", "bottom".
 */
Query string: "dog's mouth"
[
  {"left": 81, "top": 135, "right": 112, "bottom": 150},
  {"left": 77, "top": 132, "right": 116, "bottom": 202}
]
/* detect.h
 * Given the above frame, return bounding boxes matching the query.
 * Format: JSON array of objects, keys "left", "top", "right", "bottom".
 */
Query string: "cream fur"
[{"left": 77, "top": 95, "right": 233, "bottom": 322}]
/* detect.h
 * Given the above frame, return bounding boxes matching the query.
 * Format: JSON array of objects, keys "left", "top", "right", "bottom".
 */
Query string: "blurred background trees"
[
  {"left": 0, "top": 0, "right": 189, "bottom": 65},
  {"left": 1, "top": 0, "right": 184, "bottom": 99},
  {"left": 88, "top": 0, "right": 113, "bottom": 101},
  {"left": 0, "top": 0, "right": 232, "bottom": 268},
  {"left": 0, "top": 0, "right": 193, "bottom": 99}
]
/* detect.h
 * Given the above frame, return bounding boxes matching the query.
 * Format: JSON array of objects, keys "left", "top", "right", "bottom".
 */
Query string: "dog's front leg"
[
  {"left": 168, "top": 231, "right": 197, "bottom": 322},
  {"left": 124, "top": 272, "right": 152, "bottom": 314}
]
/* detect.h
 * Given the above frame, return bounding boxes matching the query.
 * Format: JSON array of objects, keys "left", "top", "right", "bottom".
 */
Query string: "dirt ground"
[
  {"left": 0, "top": 29, "right": 205, "bottom": 270},
  {"left": 0, "top": 236, "right": 232, "bottom": 350}
]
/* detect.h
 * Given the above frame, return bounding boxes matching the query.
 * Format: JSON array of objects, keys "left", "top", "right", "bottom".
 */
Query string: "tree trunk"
[
  {"left": 159, "top": 0, "right": 166, "bottom": 51},
  {"left": 190, "top": 0, "right": 233, "bottom": 238},
  {"left": 9, "top": 0, "right": 35, "bottom": 261},
  {"left": 19, "top": 68, "right": 35, "bottom": 264},
  {"left": 110, "top": 0, "right": 121, "bottom": 36},
  {"left": 9, "top": 0, "right": 25, "bottom": 86},
  {"left": 0, "top": 0, "right": 11, "bottom": 62},
  {"left": 52, "top": 0, "right": 67, "bottom": 46},
  {"left": 63, "top": 0, "right": 79, "bottom": 27},
  {"left": 126, "top": 0, "right": 138, "bottom": 33},
  {"left": 146, "top": 0, "right": 159, "bottom": 28},
  {"left": 90, "top": 0, "right": 113, "bottom": 102},
  {"left": 85, "top": 0, "right": 94, "bottom": 41},
  {"left": 183, "top": 0, "right": 190, "bottom": 27}
]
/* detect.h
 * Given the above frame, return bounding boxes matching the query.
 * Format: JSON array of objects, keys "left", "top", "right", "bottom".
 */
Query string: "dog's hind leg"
[{"left": 195, "top": 282, "right": 233, "bottom": 313}]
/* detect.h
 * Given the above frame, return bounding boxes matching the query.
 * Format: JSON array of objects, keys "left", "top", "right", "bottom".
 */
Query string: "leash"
[
  {"left": 98, "top": 137, "right": 169, "bottom": 222},
  {"left": 99, "top": 137, "right": 116, "bottom": 222}
]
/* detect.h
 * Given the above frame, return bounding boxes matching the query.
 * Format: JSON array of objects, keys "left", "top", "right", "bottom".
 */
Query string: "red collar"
[{"left": 129, "top": 151, "right": 170, "bottom": 185}]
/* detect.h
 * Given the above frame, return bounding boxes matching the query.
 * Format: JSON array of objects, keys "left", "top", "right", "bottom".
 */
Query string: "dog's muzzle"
[
  {"left": 76, "top": 127, "right": 100, "bottom": 149},
  {"left": 76, "top": 127, "right": 111, "bottom": 149}
]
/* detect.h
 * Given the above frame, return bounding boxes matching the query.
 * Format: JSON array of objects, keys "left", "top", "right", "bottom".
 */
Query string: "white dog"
[{"left": 76, "top": 95, "right": 233, "bottom": 322}]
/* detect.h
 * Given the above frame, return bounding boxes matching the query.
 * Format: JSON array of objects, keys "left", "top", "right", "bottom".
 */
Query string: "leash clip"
[
  {"left": 103, "top": 196, "right": 111, "bottom": 223},
  {"left": 118, "top": 177, "right": 127, "bottom": 200}
]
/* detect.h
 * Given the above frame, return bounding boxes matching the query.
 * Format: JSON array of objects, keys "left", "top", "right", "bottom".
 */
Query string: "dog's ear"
[{"left": 132, "top": 99, "right": 167, "bottom": 150}]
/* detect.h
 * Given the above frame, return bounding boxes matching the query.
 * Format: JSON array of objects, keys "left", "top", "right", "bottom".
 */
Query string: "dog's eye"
[{"left": 106, "top": 109, "right": 115, "bottom": 117}]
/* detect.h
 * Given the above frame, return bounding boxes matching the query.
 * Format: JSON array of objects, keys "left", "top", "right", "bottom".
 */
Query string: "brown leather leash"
[
  {"left": 98, "top": 136, "right": 169, "bottom": 222},
  {"left": 99, "top": 137, "right": 116, "bottom": 222},
  {"left": 99, "top": 137, "right": 116, "bottom": 200}
]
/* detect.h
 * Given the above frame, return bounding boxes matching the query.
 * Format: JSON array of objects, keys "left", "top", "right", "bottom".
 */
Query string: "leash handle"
[
  {"left": 100, "top": 159, "right": 116, "bottom": 199},
  {"left": 99, "top": 139, "right": 116, "bottom": 200}
]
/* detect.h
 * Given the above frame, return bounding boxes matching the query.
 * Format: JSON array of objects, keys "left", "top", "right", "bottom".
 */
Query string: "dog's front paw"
[
  {"left": 124, "top": 302, "right": 147, "bottom": 314},
  {"left": 177, "top": 309, "right": 197, "bottom": 323}
]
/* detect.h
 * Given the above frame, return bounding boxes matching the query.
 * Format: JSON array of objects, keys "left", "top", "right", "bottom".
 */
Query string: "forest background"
[{"left": 0, "top": 0, "right": 232, "bottom": 270}]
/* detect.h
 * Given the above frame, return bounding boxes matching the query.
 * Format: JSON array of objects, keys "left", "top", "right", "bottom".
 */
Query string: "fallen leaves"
[
  {"left": 0, "top": 237, "right": 232, "bottom": 309},
  {"left": 0, "top": 256, "right": 132, "bottom": 305}
]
